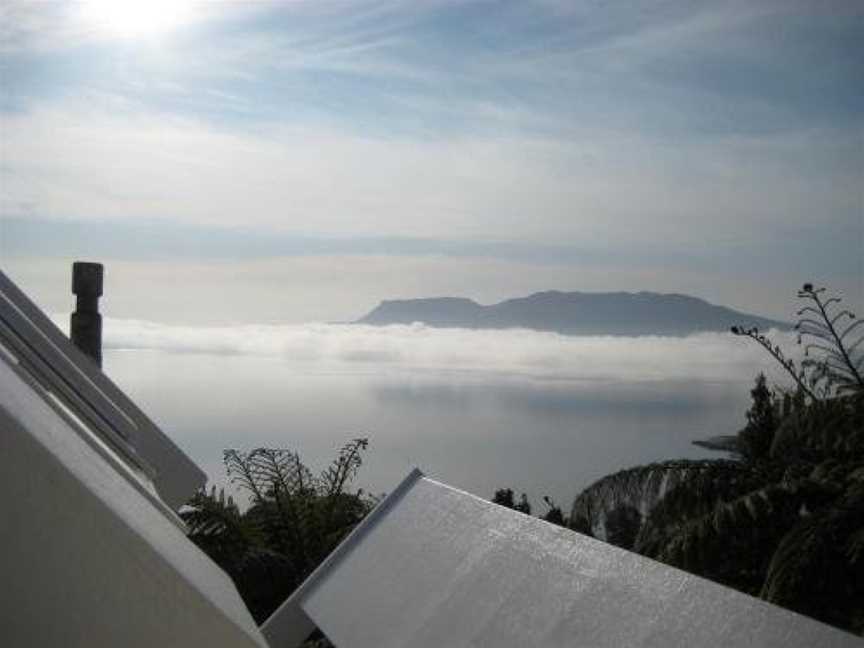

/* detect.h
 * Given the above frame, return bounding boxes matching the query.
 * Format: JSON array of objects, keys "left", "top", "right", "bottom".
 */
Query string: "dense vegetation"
[
  {"left": 508, "top": 284, "right": 864, "bottom": 634},
  {"left": 182, "top": 439, "right": 374, "bottom": 626}
]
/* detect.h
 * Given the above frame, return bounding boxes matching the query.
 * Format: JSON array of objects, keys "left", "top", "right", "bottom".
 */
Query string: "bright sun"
[{"left": 79, "top": 0, "right": 196, "bottom": 39}]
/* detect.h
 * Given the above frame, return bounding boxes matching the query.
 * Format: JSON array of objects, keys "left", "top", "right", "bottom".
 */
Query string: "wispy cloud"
[
  {"left": 2, "top": 99, "right": 858, "bottom": 246},
  {"left": 4, "top": 1, "right": 861, "bottom": 133}
]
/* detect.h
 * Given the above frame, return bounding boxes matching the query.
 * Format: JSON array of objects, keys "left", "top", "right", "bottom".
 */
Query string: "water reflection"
[{"left": 106, "top": 350, "right": 749, "bottom": 509}]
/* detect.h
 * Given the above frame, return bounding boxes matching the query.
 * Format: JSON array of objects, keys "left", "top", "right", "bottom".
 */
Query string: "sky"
[{"left": 1, "top": 0, "right": 862, "bottom": 323}]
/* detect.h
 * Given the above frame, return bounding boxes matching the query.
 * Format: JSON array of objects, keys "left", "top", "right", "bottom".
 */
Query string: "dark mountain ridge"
[{"left": 355, "top": 290, "right": 789, "bottom": 336}]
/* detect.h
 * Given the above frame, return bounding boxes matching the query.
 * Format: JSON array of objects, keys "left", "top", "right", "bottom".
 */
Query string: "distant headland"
[{"left": 355, "top": 290, "right": 789, "bottom": 337}]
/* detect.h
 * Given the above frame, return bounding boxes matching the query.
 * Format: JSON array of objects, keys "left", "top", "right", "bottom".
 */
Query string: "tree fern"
[
  {"left": 567, "top": 284, "right": 864, "bottom": 634},
  {"left": 733, "top": 284, "right": 864, "bottom": 400},
  {"left": 634, "top": 460, "right": 778, "bottom": 557},
  {"left": 184, "top": 439, "right": 374, "bottom": 625},
  {"left": 645, "top": 479, "right": 834, "bottom": 595},
  {"left": 761, "top": 482, "right": 864, "bottom": 634}
]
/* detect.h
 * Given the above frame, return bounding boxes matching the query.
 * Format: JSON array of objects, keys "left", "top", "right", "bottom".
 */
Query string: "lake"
[{"left": 100, "top": 323, "right": 789, "bottom": 510}]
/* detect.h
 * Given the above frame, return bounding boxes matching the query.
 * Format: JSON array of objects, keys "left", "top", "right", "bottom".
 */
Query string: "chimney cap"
[{"left": 72, "top": 261, "right": 104, "bottom": 297}]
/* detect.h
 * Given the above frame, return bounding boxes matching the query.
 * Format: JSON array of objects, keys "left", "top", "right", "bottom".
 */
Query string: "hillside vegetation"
[{"left": 555, "top": 284, "right": 863, "bottom": 634}]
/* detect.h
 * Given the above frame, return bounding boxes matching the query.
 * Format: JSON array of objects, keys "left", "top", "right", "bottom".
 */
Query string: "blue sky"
[{"left": 1, "top": 0, "right": 861, "bottom": 322}]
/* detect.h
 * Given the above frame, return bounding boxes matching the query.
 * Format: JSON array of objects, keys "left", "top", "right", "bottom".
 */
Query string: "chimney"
[{"left": 71, "top": 262, "right": 103, "bottom": 368}]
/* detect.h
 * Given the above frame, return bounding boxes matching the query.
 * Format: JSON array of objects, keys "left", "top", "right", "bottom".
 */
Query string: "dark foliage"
[
  {"left": 541, "top": 496, "right": 568, "bottom": 528},
  {"left": 491, "top": 490, "right": 573, "bottom": 528},
  {"left": 568, "top": 285, "right": 864, "bottom": 635},
  {"left": 604, "top": 504, "right": 641, "bottom": 550},
  {"left": 183, "top": 439, "right": 374, "bottom": 626},
  {"left": 738, "top": 373, "right": 779, "bottom": 462},
  {"left": 492, "top": 488, "right": 532, "bottom": 515},
  {"left": 489, "top": 491, "right": 572, "bottom": 529}
]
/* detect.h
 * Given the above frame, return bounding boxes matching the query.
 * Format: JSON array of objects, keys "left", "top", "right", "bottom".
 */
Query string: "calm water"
[{"left": 105, "top": 347, "right": 752, "bottom": 509}]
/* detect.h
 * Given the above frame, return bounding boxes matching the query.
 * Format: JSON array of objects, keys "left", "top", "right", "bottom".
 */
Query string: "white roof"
[
  {"left": 0, "top": 270, "right": 266, "bottom": 646},
  {"left": 0, "top": 269, "right": 205, "bottom": 509},
  {"left": 264, "top": 469, "right": 863, "bottom": 648}
]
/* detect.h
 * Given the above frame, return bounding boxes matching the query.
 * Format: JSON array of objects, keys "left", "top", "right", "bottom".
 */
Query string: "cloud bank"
[
  {"left": 51, "top": 316, "right": 799, "bottom": 384},
  {"left": 3, "top": 102, "right": 858, "bottom": 252}
]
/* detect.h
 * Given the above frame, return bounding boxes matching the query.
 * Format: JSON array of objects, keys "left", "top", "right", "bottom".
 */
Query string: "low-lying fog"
[{"left": 66, "top": 317, "right": 798, "bottom": 508}]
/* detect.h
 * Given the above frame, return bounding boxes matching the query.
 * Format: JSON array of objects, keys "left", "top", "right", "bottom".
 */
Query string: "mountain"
[{"left": 355, "top": 291, "right": 789, "bottom": 336}]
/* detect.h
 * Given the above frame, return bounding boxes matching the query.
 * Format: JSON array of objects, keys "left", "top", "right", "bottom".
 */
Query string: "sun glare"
[{"left": 79, "top": 0, "right": 196, "bottom": 39}]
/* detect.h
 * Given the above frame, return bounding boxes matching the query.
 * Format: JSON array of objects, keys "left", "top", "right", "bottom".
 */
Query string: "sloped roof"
[
  {"left": 263, "top": 469, "right": 863, "bottom": 648},
  {"left": 0, "top": 269, "right": 204, "bottom": 508},
  {"left": 0, "top": 270, "right": 265, "bottom": 646}
]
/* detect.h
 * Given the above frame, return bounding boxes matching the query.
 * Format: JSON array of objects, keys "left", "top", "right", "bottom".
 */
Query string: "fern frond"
[
  {"left": 847, "top": 335, "right": 864, "bottom": 356},
  {"left": 649, "top": 479, "right": 836, "bottom": 595},
  {"left": 183, "top": 486, "right": 245, "bottom": 538},
  {"left": 635, "top": 462, "right": 778, "bottom": 560},
  {"left": 224, "top": 449, "right": 268, "bottom": 506},
  {"left": 761, "top": 500, "right": 864, "bottom": 631},
  {"left": 570, "top": 459, "right": 743, "bottom": 539},
  {"left": 770, "top": 394, "right": 864, "bottom": 461},
  {"left": 830, "top": 310, "right": 856, "bottom": 328},
  {"left": 319, "top": 438, "right": 369, "bottom": 499}
]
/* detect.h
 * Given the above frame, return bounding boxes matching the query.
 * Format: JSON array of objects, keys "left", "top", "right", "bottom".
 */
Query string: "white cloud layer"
[
  {"left": 2, "top": 100, "right": 857, "bottom": 250},
  {"left": 51, "top": 315, "right": 798, "bottom": 384}
]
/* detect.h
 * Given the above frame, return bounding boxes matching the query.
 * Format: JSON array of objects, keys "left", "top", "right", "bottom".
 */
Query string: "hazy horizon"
[{"left": 6, "top": 257, "right": 857, "bottom": 327}]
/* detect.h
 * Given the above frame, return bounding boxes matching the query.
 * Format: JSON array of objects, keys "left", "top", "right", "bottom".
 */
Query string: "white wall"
[{"left": 0, "top": 357, "right": 267, "bottom": 648}]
